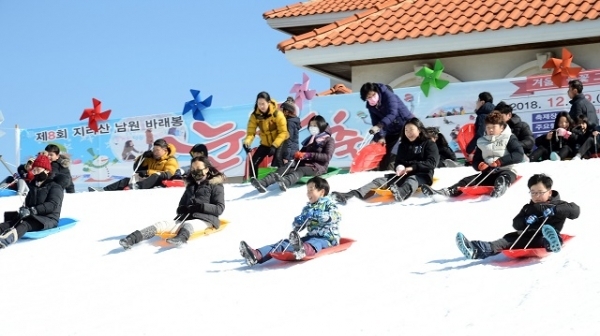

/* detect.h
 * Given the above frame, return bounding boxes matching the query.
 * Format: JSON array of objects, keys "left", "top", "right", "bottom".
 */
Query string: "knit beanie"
[{"left": 32, "top": 155, "right": 52, "bottom": 172}]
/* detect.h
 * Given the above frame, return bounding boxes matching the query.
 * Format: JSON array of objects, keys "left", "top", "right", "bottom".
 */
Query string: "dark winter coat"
[
  {"left": 51, "top": 154, "right": 74, "bottom": 192},
  {"left": 281, "top": 116, "right": 301, "bottom": 163},
  {"left": 17, "top": 164, "right": 29, "bottom": 179},
  {"left": 3, "top": 176, "right": 64, "bottom": 230},
  {"left": 512, "top": 191, "right": 580, "bottom": 233},
  {"left": 507, "top": 114, "right": 535, "bottom": 154},
  {"left": 298, "top": 126, "right": 335, "bottom": 175},
  {"left": 367, "top": 83, "right": 414, "bottom": 140},
  {"left": 394, "top": 137, "right": 439, "bottom": 186},
  {"left": 466, "top": 102, "right": 495, "bottom": 154},
  {"left": 178, "top": 171, "right": 225, "bottom": 229},
  {"left": 534, "top": 125, "right": 576, "bottom": 153},
  {"left": 569, "top": 93, "right": 598, "bottom": 129},
  {"left": 569, "top": 124, "right": 594, "bottom": 149},
  {"left": 437, "top": 145, "right": 457, "bottom": 167}
]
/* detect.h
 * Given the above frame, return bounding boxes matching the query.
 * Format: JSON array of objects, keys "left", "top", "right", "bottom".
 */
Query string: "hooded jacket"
[
  {"left": 178, "top": 170, "right": 225, "bottom": 229},
  {"left": 244, "top": 100, "right": 289, "bottom": 148},
  {"left": 134, "top": 143, "right": 179, "bottom": 179}
]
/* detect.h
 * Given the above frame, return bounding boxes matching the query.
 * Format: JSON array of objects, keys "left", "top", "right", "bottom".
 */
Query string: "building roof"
[
  {"left": 276, "top": 0, "right": 600, "bottom": 52},
  {"left": 263, "top": 0, "right": 389, "bottom": 19}
]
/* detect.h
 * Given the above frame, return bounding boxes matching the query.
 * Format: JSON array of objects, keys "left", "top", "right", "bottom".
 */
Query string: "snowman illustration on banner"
[{"left": 83, "top": 148, "right": 119, "bottom": 182}]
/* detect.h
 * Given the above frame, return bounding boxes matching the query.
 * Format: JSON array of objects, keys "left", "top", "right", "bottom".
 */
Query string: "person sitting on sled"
[
  {"left": 240, "top": 176, "right": 340, "bottom": 266},
  {"left": 118, "top": 156, "right": 225, "bottom": 249},
  {"left": 571, "top": 115, "right": 600, "bottom": 160},
  {"left": 456, "top": 174, "right": 580, "bottom": 259},
  {"left": 0, "top": 155, "right": 64, "bottom": 248},
  {"left": 422, "top": 111, "right": 524, "bottom": 199},
  {"left": 250, "top": 115, "right": 335, "bottom": 192},
  {"left": 425, "top": 127, "right": 460, "bottom": 168},
  {"left": 331, "top": 117, "right": 439, "bottom": 204},
  {"left": 0, "top": 157, "right": 34, "bottom": 196}
]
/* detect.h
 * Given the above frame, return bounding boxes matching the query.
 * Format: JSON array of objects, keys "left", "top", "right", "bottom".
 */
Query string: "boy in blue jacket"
[
  {"left": 239, "top": 176, "right": 341, "bottom": 266},
  {"left": 456, "top": 174, "right": 580, "bottom": 259}
]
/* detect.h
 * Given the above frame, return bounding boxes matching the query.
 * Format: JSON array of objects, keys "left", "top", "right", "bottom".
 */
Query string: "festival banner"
[{"left": 18, "top": 71, "right": 600, "bottom": 192}]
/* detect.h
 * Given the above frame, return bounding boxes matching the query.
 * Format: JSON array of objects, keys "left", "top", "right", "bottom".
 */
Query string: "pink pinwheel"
[{"left": 289, "top": 73, "right": 317, "bottom": 111}]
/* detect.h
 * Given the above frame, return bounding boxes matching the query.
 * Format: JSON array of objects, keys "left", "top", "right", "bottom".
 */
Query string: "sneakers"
[
  {"left": 550, "top": 152, "right": 561, "bottom": 161},
  {"left": 455, "top": 232, "right": 495, "bottom": 259},
  {"left": 421, "top": 185, "right": 450, "bottom": 198},
  {"left": 491, "top": 175, "right": 509, "bottom": 198},
  {"left": 571, "top": 154, "right": 582, "bottom": 161},
  {"left": 250, "top": 177, "right": 267, "bottom": 193},
  {"left": 273, "top": 173, "right": 287, "bottom": 192},
  {"left": 239, "top": 241, "right": 261, "bottom": 266},
  {"left": 0, "top": 228, "right": 18, "bottom": 249},
  {"left": 542, "top": 225, "right": 562, "bottom": 253}
]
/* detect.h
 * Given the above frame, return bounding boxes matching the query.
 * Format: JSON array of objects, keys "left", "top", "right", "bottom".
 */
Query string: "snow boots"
[
  {"left": 0, "top": 228, "right": 18, "bottom": 249},
  {"left": 491, "top": 175, "right": 509, "bottom": 198},
  {"left": 119, "top": 226, "right": 157, "bottom": 250},
  {"left": 289, "top": 231, "right": 316, "bottom": 259},
  {"left": 239, "top": 241, "right": 262, "bottom": 266},
  {"left": 456, "top": 232, "right": 496, "bottom": 259},
  {"left": 166, "top": 223, "right": 193, "bottom": 246}
]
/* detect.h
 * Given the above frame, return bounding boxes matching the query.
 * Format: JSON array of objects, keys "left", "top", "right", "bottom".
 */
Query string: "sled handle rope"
[
  {"left": 169, "top": 213, "right": 190, "bottom": 234},
  {"left": 0, "top": 155, "right": 23, "bottom": 204},
  {"left": 473, "top": 168, "right": 498, "bottom": 188},
  {"left": 269, "top": 218, "right": 309, "bottom": 254},
  {"left": 375, "top": 173, "right": 404, "bottom": 191},
  {"left": 509, "top": 216, "right": 550, "bottom": 250},
  {"left": 129, "top": 157, "right": 146, "bottom": 189}
]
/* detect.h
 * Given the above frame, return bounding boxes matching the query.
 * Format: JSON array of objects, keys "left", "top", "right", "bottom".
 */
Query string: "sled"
[
  {"left": 297, "top": 167, "right": 341, "bottom": 184},
  {"left": 156, "top": 219, "right": 230, "bottom": 240},
  {"left": 162, "top": 180, "right": 185, "bottom": 188},
  {"left": 349, "top": 143, "right": 386, "bottom": 173},
  {"left": 456, "top": 123, "right": 475, "bottom": 160},
  {"left": 501, "top": 234, "right": 574, "bottom": 259},
  {"left": 458, "top": 175, "right": 522, "bottom": 196},
  {"left": 372, "top": 177, "right": 439, "bottom": 197},
  {"left": 21, "top": 218, "right": 78, "bottom": 239},
  {"left": 269, "top": 237, "right": 356, "bottom": 261},
  {"left": 0, "top": 189, "right": 17, "bottom": 197}
]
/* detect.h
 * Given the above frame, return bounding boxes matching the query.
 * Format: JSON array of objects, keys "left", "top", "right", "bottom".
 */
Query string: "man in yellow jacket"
[
  {"left": 243, "top": 91, "right": 289, "bottom": 178},
  {"left": 89, "top": 139, "right": 180, "bottom": 191}
]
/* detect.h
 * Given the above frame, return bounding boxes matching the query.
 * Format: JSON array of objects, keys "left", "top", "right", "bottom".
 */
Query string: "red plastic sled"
[
  {"left": 459, "top": 175, "right": 522, "bottom": 196},
  {"left": 350, "top": 143, "right": 386, "bottom": 173},
  {"left": 456, "top": 123, "right": 475, "bottom": 160},
  {"left": 162, "top": 180, "right": 185, "bottom": 188},
  {"left": 501, "top": 234, "right": 574, "bottom": 259},
  {"left": 269, "top": 238, "right": 356, "bottom": 261}
]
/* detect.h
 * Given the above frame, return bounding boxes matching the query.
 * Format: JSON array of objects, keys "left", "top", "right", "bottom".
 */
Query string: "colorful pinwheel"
[
  {"left": 183, "top": 89, "right": 213, "bottom": 121},
  {"left": 542, "top": 48, "right": 582, "bottom": 88},
  {"left": 415, "top": 59, "right": 450, "bottom": 97},
  {"left": 290, "top": 73, "right": 317, "bottom": 111},
  {"left": 80, "top": 98, "right": 112, "bottom": 133}
]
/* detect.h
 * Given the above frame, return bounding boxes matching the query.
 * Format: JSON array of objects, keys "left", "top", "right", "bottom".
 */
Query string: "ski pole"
[
  {"left": 509, "top": 216, "right": 550, "bottom": 250},
  {"left": 247, "top": 150, "right": 257, "bottom": 179},
  {"left": 523, "top": 216, "right": 551, "bottom": 250}
]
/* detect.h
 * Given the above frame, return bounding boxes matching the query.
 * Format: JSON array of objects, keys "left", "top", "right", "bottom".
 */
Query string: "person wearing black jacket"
[
  {"left": 567, "top": 79, "right": 598, "bottom": 129},
  {"left": 529, "top": 112, "right": 575, "bottom": 162},
  {"left": 423, "top": 112, "right": 524, "bottom": 199},
  {"left": 273, "top": 98, "right": 300, "bottom": 168},
  {"left": 0, "top": 155, "right": 64, "bottom": 248},
  {"left": 495, "top": 101, "right": 535, "bottom": 156},
  {"left": 455, "top": 174, "right": 580, "bottom": 259},
  {"left": 465, "top": 92, "right": 495, "bottom": 162},
  {"left": 45, "top": 144, "right": 75, "bottom": 193},
  {"left": 331, "top": 117, "right": 439, "bottom": 204},
  {"left": 425, "top": 127, "right": 460, "bottom": 168},
  {"left": 571, "top": 114, "right": 600, "bottom": 160},
  {"left": 118, "top": 156, "right": 225, "bottom": 249}
]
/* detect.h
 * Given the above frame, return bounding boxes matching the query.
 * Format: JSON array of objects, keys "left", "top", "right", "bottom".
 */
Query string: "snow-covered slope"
[{"left": 1, "top": 160, "right": 599, "bottom": 335}]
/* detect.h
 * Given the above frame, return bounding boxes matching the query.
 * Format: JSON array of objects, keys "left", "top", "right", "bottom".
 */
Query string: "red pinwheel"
[
  {"left": 80, "top": 98, "right": 112, "bottom": 133},
  {"left": 542, "top": 48, "right": 582, "bottom": 88},
  {"left": 289, "top": 73, "right": 317, "bottom": 111}
]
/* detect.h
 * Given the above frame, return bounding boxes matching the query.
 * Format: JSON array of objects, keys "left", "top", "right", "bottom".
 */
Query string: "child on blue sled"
[
  {"left": 239, "top": 176, "right": 341, "bottom": 266},
  {"left": 456, "top": 174, "right": 580, "bottom": 259}
]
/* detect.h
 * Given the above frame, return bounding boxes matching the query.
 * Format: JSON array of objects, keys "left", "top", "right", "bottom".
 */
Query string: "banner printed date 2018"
[{"left": 510, "top": 93, "right": 600, "bottom": 112}]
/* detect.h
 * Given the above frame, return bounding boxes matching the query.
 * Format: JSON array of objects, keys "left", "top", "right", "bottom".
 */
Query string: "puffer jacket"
[
  {"left": 512, "top": 190, "right": 580, "bottom": 232},
  {"left": 298, "top": 126, "right": 336, "bottom": 175},
  {"left": 472, "top": 125, "right": 524, "bottom": 174},
  {"left": 367, "top": 83, "right": 414, "bottom": 140},
  {"left": 51, "top": 154, "right": 74, "bottom": 191},
  {"left": 292, "top": 196, "right": 341, "bottom": 246},
  {"left": 507, "top": 113, "right": 535, "bottom": 154},
  {"left": 394, "top": 136, "right": 439, "bottom": 186},
  {"left": 177, "top": 170, "right": 225, "bottom": 229},
  {"left": 244, "top": 99, "right": 289, "bottom": 148},
  {"left": 134, "top": 143, "right": 179, "bottom": 178}
]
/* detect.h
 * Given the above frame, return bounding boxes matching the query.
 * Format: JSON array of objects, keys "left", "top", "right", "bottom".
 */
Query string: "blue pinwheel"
[{"left": 182, "top": 89, "right": 213, "bottom": 121}]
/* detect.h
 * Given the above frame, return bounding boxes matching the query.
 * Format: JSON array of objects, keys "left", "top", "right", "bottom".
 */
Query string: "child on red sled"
[
  {"left": 239, "top": 176, "right": 341, "bottom": 266},
  {"left": 422, "top": 111, "right": 524, "bottom": 199},
  {"left": 455, "top": 174, "right": 580, "bottom": 259}
]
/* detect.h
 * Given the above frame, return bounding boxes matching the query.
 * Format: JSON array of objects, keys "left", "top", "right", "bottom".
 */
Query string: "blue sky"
[{"left": 0, "top": 0, "right": 330, "bottom": 167}]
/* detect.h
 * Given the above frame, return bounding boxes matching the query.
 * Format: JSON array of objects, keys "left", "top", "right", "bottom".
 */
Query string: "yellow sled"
[
  {"left": 157, "top": 219, "right": 230, "bottom": 240},
  {"left": 372, "top": 176, "right": 439, "bottom": 197}
]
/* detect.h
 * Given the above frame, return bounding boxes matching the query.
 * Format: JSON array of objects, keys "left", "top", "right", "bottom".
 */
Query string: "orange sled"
[
  {"left": 269, "top": 237, "right": 356, "bottom": 261},
  {"left": 349, "top": 143, "right": 386, "bottom": 173},
  {"left": 502, "top": 234, "right": 573, "bottom": 259},
  {"left": 458, "top": 175, "right": 522, "bottom": 196},
  {"left": 456, "top": 123, "right": 475, "bottom": 160}
]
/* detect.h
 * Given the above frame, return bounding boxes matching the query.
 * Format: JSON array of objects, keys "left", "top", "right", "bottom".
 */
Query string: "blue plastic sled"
[
  {"left": 21, "top": 218, "right": 78, "bottom": 239},
  {"left": 0, "top": 189, "right": 17, "bottom": 197}
]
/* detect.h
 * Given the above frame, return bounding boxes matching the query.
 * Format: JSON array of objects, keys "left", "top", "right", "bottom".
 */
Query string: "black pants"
[
  {"left": 103, "top": 173, "right": 164, "bottom": 191},
  {"left": 378, "top": 133, "right": 402, "bottom": 171},
  {"left": 489, "top": 230, "right": 563, "bottom": 252},
  {"left": 261, "top": 166, "right": 316, "bottom": 188},
  {"left": 451, "top": 170, "right": 517, "bottom": 195},
  {"left": 577, "top": 136, "right": 600, "bottom": 157},
  {"left": 530, "top": 145, "right": 572, "bottom": 161},
  {"left": 249, "top": 145, "right": 273, "bottom": 179},
  {"left": 0, "top": 217, "right": 44, "bottom": 238}
]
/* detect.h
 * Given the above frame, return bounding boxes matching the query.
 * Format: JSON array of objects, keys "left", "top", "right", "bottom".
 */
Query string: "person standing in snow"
[
  {"left": 272, "top": 97, "right": 300, "bottom": 168},
  {"left": 360, "top": 82, "right": 414, "bottom": 171},
  {"left": 250, "top": 115, "right": 335, "bottom": 193},
  {"left": 118, "top": 156, "right": 225, "bottom": 248},
  {"left": 0, "top": 155, "right": 64, "bottom": 248},
  {"left": 422, "top": 112, "right": 524, "bottom": 199},
  {"left": 242, "top": 91, "right": 289, "bottom": 178},
  {"left": 455, "top": 174, "right": 580, "bottom": 259},
  {"left": 567, "top": 79, "right": 599, "bottom": 129},
  {"left": 240, "top": 176, "right": 341, "bottom": 266}
]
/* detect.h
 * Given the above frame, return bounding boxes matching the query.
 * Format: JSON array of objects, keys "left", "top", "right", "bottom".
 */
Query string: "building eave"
[{"left": 265, "top": 11, "right": 363, "bottom": 30}]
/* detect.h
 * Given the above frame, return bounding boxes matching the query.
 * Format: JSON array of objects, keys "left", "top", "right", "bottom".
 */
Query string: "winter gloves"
[
  {"left": 242, "top": 142, "right": 252, "bottom": 153},
  {"left": 395, "top": 164, "right": 406, "bottom": 176},
  {"left": 525, "top": 205, "right": 556, "bottom": 225},
  {"left": 18, "top": 206, "right": 36, "bottom": 219},
  {"left": 294, "top": 152, "right": 313, "bottom": 160},
  {"left": 176, "top": 203, "right": 205, "bottom": 216},
  {"left": 478, "top": 160, "right": 501, "bottom": 171},
  {"left": 369, "top": 125, "right": 381, "bottom": 135},
  {"left": 555, "top": 128, "right": 571, "bottom": 139},
  {"left": 142, "top": 151, "right": 153, "bottom": 158},
  {"left": 268, "top": 146, "right": 277, "bottom": 157}
]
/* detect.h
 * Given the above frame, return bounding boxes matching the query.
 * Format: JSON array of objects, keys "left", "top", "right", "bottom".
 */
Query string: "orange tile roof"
[
  {"left": 276, "top": 0, "right": 600, "bottom": 52},
  {"left": 263, "top": 0, "right": 390, "bottom": 19}
]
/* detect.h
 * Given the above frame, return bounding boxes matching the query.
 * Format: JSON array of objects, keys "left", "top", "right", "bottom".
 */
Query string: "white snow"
[{"left": 1, "top": 160, "right": 599, "bottom": 335}]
